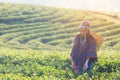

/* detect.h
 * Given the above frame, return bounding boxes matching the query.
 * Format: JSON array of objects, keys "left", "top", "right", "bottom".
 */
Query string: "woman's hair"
[
  {"left": 86, "top": 30, "right": 95, "bottom": 46},
  {"left": 76, "top": 30, "right": 94, "bottom": 46},
  {"left": 78, "top": 21, "right": 96, "bottom": 46}
]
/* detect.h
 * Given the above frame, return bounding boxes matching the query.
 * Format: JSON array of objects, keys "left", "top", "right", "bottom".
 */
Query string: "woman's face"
[{"left": 79, "top": 28, "right": 88, "bottom": 37}]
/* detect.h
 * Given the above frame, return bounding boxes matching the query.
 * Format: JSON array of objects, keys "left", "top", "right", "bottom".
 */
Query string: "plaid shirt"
[{"left": 70, "top": 33, "right": 97, "bottom": 72}]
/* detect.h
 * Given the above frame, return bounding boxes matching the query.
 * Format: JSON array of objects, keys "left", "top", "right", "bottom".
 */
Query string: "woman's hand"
[
  {"left": 70, "top": 55, "right": 76, "bottom": 69},
  {"left": 83, "top": 62, "right": 88, "bottom": 70},
  {"left": 72, "top": 62, "right": 75, "bottom": 69},
  {"left": 83, "top": 58, "right": 90, "bottom": 70}
]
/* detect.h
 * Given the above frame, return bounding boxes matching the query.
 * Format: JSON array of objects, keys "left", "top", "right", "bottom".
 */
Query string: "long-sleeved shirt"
[{"left": 70, "top": 33, "right": 97, "bottom": 72}]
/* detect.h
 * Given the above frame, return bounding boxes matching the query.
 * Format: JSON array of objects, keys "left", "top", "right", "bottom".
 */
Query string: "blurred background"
[{"left": 0, "top": 0, "right": 120, "bottom": 12}]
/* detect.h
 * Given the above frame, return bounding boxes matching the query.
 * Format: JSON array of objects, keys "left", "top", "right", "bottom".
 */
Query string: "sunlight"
[{"left": 0, "top": 0, "right": 120, "bottom": 12}]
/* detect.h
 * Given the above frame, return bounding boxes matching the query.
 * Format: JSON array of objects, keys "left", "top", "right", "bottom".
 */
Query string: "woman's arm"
[
  {"left": 83, "top": 37, "right": 97, "bottom": 70},
  {"left": 85, "top": 58, "right": 90, "bottom": 64},
  {"left": 86, "top": 37, "right": 97, "bottom": 63},
  {"left": 83, "top": 58, "right": 90, "bottom": 70},
  {"left": 70, "top": 34, "right": 80, "bottom": 69},
  {"left": 70, "top": 34, "right": 80, "bottom": 63}
]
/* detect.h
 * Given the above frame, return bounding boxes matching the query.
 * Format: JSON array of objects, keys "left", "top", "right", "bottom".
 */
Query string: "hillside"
[
  {"left": 0, "top": 3, "right": 120, "bottom": 50},
  {"left": 0, "top": 3, "right": 120, "bottom": 80}
]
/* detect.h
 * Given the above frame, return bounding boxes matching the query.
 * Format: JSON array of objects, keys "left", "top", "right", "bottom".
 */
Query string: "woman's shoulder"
[
  {"left": 75, "top": 32, "right": 81, "bottom": 37},
  {"left": 90, "top": 35, "right": 96, "bottom": 44},
  {"left": 87, "top": 33, "right": 96, "bottom": 43}
]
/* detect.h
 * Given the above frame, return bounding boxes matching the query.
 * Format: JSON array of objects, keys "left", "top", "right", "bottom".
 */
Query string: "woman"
[{"left": 70, "top": 21, "right": 98, "bottom": 74}]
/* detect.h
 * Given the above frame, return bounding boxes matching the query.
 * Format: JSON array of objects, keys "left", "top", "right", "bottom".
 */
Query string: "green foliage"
[
  {"left": 0, "top": 49, "right": 119, "bottom": 79},
  {"left": 0, "top": 3, "right": 120, "bottom": 79}
]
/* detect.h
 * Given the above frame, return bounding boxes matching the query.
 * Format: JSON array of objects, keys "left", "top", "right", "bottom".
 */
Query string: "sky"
[{"left": 0, "top": 0, "right": 120, "bottom": 12}]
